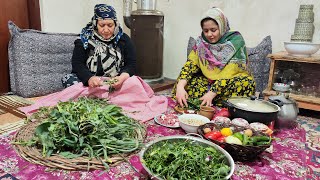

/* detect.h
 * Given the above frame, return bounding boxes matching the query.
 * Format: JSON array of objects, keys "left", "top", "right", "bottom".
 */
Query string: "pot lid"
[
  {"left": 227, "top": 97, "right": 280, "bottom": 113},
  {"left": 268, "top": 95, "right": 296, "bottom": 104}
]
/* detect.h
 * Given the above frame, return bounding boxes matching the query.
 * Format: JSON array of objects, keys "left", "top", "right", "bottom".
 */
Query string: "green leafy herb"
[
  {"left": 103, "top": 79, "right": 119, "bottom": 92},
  {"left": 15, "top": 97, "right": 145, "bottom": 169},
  {"left": 143, "top": 139, "right": 231, "bottom": 179},
  {"left": 187, "top": 98, "right": 202, "bottom": 111}
]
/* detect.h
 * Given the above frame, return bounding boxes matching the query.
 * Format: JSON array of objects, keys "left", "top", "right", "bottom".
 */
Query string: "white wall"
[
  {"left": 40, "top": 0, "right": 320, "bottom": 79},
  {"left": 39, "top": 0, "right": 123, "bottom": 33}
]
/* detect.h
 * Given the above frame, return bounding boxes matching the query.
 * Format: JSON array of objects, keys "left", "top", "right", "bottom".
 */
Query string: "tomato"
[
  {"left": 217, "top": 136, "right": 226, "bottom": 143},
  {"left": 204, "top": 131, "right": 222, "bottom": 140}
]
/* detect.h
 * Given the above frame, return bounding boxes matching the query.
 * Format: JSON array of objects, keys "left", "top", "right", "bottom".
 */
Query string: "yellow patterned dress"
[{"left": 172, "top": 32, "right": 256, "bottom": 106}]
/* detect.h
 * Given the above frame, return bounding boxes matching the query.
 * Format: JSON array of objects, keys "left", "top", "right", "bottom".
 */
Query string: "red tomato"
[
  {"left": 204, "top": 131, "right": 222, "bottom": 140},
  {"left": 216, "top": 136, "right": 226, "bottom": 143}
]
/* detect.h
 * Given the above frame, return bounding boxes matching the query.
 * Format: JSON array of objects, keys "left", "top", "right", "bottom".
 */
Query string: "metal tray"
[{"left": 139, "top": 135, "right": 235, "bottom": 180}]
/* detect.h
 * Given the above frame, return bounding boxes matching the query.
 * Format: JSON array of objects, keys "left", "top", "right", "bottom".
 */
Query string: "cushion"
[
  {"left": 8, "top": 21, "right": 79, "bottom": 97},
  {"left": 187, "top": 37, "right": 196, "bottom": 56},
  {"left": 186, "top": 36, "right": 272, "bottom": 95},
  {"left": 247, "top": 36, "right": 272, "bottom": 94}
]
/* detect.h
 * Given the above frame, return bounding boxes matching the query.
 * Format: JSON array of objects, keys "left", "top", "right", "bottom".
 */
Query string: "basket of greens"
[
  {"left": 140, "top": 135, "right": 234, "bottom": 179},
  {"left": 13, "top": 97, "right": 146, "bottom": 171}
]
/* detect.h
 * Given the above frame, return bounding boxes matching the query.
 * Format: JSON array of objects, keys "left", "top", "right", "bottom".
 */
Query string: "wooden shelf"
[
  {"left": 263, "top": 90, "right": 320, "bottom": 111},
  {"left": 263, "top": 51, "right": 320, "bottom": 111},
  {"left": 267, "top": 51, "right": 320, "bottom": 64}
]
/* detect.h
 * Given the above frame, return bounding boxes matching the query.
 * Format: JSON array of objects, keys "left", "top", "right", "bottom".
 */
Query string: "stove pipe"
[
  {"left": 123, "top": 0, "right": 133, "bottom": 29},
  {"left": 123, "top": 0, "right": 164, "bottom": 80}
]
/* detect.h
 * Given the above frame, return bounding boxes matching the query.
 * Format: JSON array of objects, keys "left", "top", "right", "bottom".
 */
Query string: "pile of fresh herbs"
[
  {"left": 142, "top": 139, "right": 231, "bottom": 179},
  {"left": 187, "top": 98, "right": 202, "bottom": 111},
  {"left": 16, "top": 97, "right": 145, "bottom": 168}
]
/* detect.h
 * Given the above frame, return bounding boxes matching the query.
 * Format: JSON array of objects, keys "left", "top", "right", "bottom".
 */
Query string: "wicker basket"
[
  {"left": 198, "top": 123, "right": 271, "bottom": 161},
  {"left": 13, "top": 120, "right": 146, "bottom": 171}
]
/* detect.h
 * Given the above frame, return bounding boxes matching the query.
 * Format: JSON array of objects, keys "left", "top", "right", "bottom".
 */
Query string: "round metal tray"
[{"left": 139, "top": 135, "right": 235, "bottom": 179}]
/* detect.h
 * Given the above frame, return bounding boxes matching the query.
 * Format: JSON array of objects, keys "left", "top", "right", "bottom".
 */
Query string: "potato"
[
  {"left": 244, "top": 129, "right": 253, "bottom": 137},
  {"left": 203, "top": 127, "right": 211, "bottom": 134}
]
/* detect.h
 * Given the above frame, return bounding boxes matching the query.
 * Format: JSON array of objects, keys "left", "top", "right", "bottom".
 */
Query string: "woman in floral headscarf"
[
  {"left": 62, "top": 4, "right": 136, "bottom": 89},
  {"left": 172, "top": 7, "right": 255, "bottom": 108}
]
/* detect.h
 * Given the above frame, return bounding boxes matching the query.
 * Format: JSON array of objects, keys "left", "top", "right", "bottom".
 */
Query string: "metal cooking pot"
[
  {"left": 139, "top": 135, "right": 235, "bottom": 179},
  {"left": 225, "top": 96, "right": 281, "bottom": 124}
]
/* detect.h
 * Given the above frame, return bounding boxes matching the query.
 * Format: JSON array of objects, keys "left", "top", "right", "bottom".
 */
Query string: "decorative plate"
[{"left": 154, "top": 113, "right": 180, "bottom": 128}]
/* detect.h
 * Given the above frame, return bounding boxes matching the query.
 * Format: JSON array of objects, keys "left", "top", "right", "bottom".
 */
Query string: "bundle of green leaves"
[
  {"left": 17, "top": 97, "right": 145, "bottom": 168},
  {"left": 143, "top": 139, "right": 231, "bottom": 179}
]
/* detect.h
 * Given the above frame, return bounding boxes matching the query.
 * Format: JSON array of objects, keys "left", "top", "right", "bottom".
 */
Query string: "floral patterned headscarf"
[
  {"left": 195, "top": 7, "right": 247, "bottom": 69},
  {"left": 80, "top": 4, "right": 123, "bottom": 49},
  {"left": 79, "top": 4, "right": 124, "bottom": 78}
]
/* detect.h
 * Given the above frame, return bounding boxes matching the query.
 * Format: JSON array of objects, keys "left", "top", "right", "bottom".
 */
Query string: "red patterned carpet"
[{"left": 0, "top": 93, "right": 319, "bottom": 179}]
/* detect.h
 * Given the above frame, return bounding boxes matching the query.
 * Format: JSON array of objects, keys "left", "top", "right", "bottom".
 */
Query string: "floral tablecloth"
[{"left": 0, "top": 98, "right": 319, "bottom": 180}]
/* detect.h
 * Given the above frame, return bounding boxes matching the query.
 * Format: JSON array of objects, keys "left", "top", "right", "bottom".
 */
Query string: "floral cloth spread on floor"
[{"left": 0, "top": 97, "right": 319, "bottom": 180}]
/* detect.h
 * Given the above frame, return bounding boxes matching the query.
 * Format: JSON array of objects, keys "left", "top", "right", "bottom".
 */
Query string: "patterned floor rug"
[
  {"left": 0, "top": 93, "right": 319, "bottom": 179},
  {"left": 0, "top": 173, "right": 18, "bottom": 180}
]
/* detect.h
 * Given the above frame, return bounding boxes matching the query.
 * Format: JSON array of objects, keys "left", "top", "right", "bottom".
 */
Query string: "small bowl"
[
  {"left": 273, "top": 83, "right": 290, "bottom": 92},
  {"left": 199, "top": 106, "right": 215, "bottom": 120},
  {"left": 178, "top": 114, "right": 210, "bottom": 133},
  {"left": 284, "top": 42, "right": 320, "bottom": 57},
  {"left": 173, "top": 105, "right": 196, "bottom": 114}
]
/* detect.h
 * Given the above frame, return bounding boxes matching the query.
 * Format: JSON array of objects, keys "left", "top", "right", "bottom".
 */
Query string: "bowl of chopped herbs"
[
  {"left": 140, "top": 135, "right": 234, "bottom": 179},
  {"left": 174, "top": 98, "right": 202, "bottom": 114}
]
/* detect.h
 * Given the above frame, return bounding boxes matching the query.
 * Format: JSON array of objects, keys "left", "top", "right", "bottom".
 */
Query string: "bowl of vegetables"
[
  {"left": 178, "top": 114, "right": 210, "bottom": 133},
  {"left": 140, "top": 135, "right": 235, "bottom": 179},
  {"left": 198, "top": 123, "right": 273, "bottom": 161}
]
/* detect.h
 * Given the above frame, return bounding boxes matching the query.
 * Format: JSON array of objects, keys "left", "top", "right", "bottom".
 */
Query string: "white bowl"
[
  {"left": 273, "top": 83, "right": 290, "bottom": 92},
  {"left": 284, "top": 42, "right": 320, "bottom": 57},
  {"left": 178, "top": 114, "right": 210, "bottom": 133}
]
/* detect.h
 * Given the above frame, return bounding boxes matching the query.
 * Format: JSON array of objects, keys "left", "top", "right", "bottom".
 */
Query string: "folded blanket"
[{"left": 19, "top": 76, "right": 167, "bottom": 122}]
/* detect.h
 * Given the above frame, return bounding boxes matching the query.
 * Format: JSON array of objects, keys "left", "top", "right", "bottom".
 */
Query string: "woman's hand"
[
  {"left": 110, "top": 73, "right": 130, "bottom": 89},
  {"left": 176, "top": 80, "right": 188, "bottom": 108},
  {"left": 88, "top": 76, "right": 103, "bottom": 87},
  {"left": 200, "top": 91, "right": 217, "bottom": 106}
]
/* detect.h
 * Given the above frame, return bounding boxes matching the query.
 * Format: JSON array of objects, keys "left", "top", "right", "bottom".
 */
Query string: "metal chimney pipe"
[
  {"left": 123, "top": 0, "right": 133, "bottom": 29},
  {"left": 136, "top": 0, "right": 157, "bottom": 10}
]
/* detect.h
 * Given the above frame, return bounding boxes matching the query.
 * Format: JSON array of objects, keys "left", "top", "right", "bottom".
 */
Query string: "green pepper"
[
  {"left": 250, "top": 135, "right": 270, "bottom": 143},
  {"left": 256, "top": 141, "right": 271, "bottom": 146},
  {"left": 233, "top": 132, "right": 244, "bottom": 142}
]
